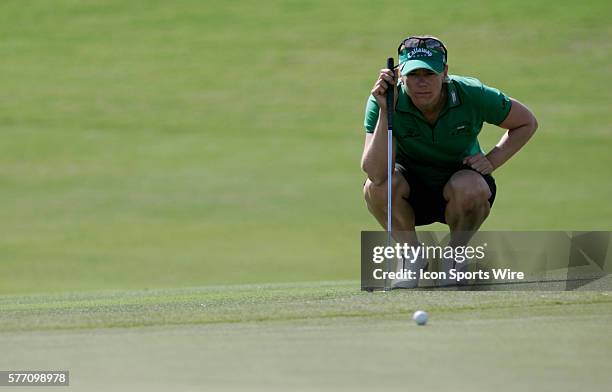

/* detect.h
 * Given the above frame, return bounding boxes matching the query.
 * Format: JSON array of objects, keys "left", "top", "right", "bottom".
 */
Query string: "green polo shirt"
[{"left": 364, "top": 75, "right": 511, "bottom": 186}]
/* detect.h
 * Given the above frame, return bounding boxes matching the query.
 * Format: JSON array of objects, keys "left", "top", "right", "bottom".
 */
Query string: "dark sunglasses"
[{"left": 397, "top": 36, "right": 447, "bottom": 64}]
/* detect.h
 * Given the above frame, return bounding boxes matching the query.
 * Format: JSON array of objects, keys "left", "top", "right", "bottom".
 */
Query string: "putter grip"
[{"left": 386, "top": 57, "right": 394, "bottom": 128}]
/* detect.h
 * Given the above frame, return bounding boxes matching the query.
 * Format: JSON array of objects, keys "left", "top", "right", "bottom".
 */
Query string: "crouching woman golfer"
[{"left": 361, "top": 36, "right": 538, "bottom": 288}]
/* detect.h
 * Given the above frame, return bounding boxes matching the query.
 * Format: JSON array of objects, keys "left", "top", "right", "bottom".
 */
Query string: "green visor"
[{"left": 399, "top": 47, "right": 445, "bottom": 75}]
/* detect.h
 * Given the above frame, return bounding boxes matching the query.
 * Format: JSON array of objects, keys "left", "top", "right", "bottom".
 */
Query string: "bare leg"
[
  {"left": 363, "top": 169, "right": 419, "bottom": 246},
  {"left": 443, "top": 170, "right": 492, "bottom": 247},
  {"left": 364, "top": 170, "right": 427, "bottom": 288}
]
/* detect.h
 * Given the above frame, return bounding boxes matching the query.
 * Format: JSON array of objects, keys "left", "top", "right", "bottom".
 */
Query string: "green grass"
[
  {"left": 1, "top": 281, "right": 611, "bottom": 332},
  {"left": 1, "top": 283, "right": 612, "bottom": 391},
  {"left": 1, "top": 2, "right": 610, "bottom": 390},
  {"left": 0, "top": 0, "right": 611, "bottom": 295}
]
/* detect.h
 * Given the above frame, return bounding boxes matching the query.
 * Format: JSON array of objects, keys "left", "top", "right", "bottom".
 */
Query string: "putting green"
[{"left": 1, "top": 282, "right": 611, "bottom": 391}]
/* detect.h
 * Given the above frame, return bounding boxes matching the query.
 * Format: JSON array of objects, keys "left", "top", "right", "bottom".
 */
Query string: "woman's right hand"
[{"left": 371, "top": 68, "right": 398, "bottom": 110}]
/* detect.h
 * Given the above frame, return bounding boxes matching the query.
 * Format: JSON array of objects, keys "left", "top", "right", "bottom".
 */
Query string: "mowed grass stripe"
[{"left": 1, "top": 282, "right": 611, "bottom": 332}]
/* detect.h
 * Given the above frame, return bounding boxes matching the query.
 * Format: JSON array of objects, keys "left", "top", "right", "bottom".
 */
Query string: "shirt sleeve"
[
  {"left": 479, "top": 83, "right": 512, "bottom": 125},
  {"left": 364, "top": 94, "right": 380, "bottom": 133}
]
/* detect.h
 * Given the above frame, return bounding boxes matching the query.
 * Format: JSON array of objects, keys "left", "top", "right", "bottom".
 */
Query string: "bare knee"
[
  {"left": 363, "top": 179, "right": 386, "bottom": 214},
  {"left": 444, "top": 171, "right": 491, "bottom": 213},
  {"left": 363, "top": 179, "right": 379, "bottom": 214},
  {"left": 363, "top": 171, "right": 410, "bottom": 208}
]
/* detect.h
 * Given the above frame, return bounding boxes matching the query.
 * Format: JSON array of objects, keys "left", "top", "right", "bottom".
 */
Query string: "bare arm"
[
  {"left": 464, "top": 98, "right": 538, "bottom": 174},
  {"left": 486, "top": 98, "right": 538, "bottom": 170},
  {"left": 360, "top": 68, "right": 397, "bottom": 185},
  {"left": 360, "top": 112, "right": 396, "bottom": 185}
]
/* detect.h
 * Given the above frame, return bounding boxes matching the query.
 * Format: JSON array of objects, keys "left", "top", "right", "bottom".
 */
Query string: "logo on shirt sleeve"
[{"left": 501, "top": 96, "right": 509, "bottom": 109}]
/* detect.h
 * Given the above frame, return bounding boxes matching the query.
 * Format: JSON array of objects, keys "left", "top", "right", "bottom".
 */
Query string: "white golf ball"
[{"left": 412, "top": 310, "right": 428, "bottom": 325}]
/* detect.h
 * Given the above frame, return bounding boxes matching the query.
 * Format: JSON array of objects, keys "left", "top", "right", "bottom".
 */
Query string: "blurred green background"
[{"left": 1, "top": 0, "right": 610, "bottom": 294}]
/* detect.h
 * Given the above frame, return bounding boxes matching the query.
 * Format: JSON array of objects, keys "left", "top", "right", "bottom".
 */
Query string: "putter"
[{"left": 385, "top": 57, "right": 394, "bottom": 291}]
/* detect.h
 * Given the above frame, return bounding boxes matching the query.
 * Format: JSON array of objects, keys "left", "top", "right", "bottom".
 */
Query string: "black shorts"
[{"left": 396, "top": 163, "right": 497, "bottom": 226}]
